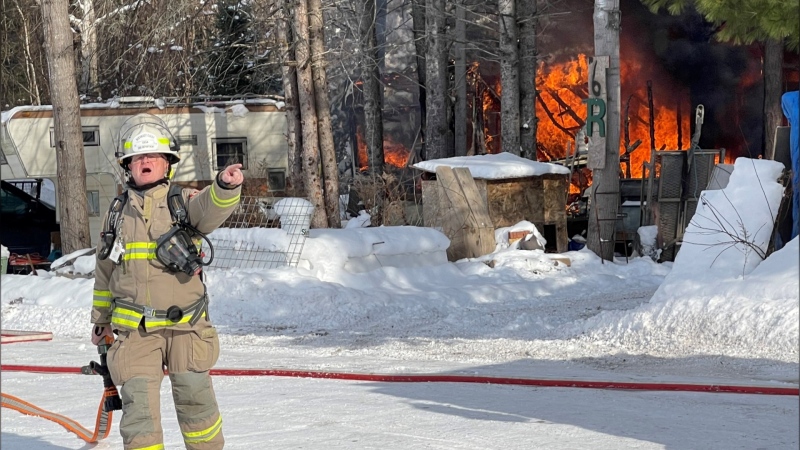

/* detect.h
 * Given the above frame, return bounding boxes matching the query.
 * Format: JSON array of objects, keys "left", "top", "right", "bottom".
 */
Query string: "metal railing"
[{"left": 208, "top": 196, "right": 313, "bottom": 270}]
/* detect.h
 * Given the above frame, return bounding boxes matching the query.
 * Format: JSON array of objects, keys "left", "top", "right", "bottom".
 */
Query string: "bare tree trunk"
[
  {"left": 587, "top": 0, "right": 621, "bottom": 261},
  {"left": 763, "top": 38, "right": 783, "bottom": 160},
  {"left": 499, "top": 0, "right": 520, "bottom": 155},
  {"left": 13, "top": 1, "right": 42, "bottom": 104},
  {"left": 293, "top": 0, "right": 328, "bottom": 228},
  {"left": 76, "top": 0, "right": 98, "bottom": 97},
  {"left": 411, "top": 0, "right": 427, "bottom": 141},
  {"left": 41, "top": 0, "right": 91, "bottom": 253},
  {"left": 277, "top": 0, "right": 304, "bottom": 194},
  {"left": 375, "top": 0, "right": 388, "bottom": 74},
  {"left": 361, "top": 0, "right": 385, "bottom": 174},
  {"left": 518, "top": 0, "right": 537, "bottom": 160},
  {"left": 424, "top": 0, "right": 449, "bottom": 160},
  {"left": 453, "top": 0, "right": 467, "bottom": 156},
  {"left": 308, "top": 0, "right": 341, "bottom": 227}
]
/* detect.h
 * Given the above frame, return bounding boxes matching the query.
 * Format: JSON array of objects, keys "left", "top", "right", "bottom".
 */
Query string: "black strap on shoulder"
[
  {"left": 105, "top": 191, "right": 127, "bottom": 233},
  {"left": 166, "top": 183, "right": 189, "bottom": 225},
  {"left": 109, "top": 191, "right": 127, "bottom": 214},
  {"left": 98, "top": 191, "right": 128, "bottom": 260}
]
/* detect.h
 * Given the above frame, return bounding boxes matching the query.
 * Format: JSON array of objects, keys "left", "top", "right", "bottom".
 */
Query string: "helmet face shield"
[{"left": 117, "top": 113, "right": 180, "bottom": 167}]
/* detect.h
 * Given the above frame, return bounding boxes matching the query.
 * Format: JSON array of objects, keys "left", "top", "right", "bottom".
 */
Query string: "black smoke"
[{"left": 624, "top": 0, "right": 763, "bottom": 157}]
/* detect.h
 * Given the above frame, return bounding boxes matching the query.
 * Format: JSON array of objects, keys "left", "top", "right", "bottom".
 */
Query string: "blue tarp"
[{"left": 781, "top": 91, "right": 799, "bottom": 240}]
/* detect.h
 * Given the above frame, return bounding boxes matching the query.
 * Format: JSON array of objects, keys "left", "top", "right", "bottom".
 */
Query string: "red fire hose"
[
  {"left": 2, "top": 361, "right": 795, "bottom": 444},
  {"left": 2, "top": 364, "right": 796, "bottom": 396}
]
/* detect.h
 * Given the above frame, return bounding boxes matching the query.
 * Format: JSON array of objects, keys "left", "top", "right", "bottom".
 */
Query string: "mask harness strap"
[{"left": 98, "top": 193, "right": 127, "bottom": 261}]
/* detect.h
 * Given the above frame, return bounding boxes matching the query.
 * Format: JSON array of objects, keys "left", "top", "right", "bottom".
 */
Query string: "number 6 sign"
[{"left": 584, "top": 56, "right": 609, "bottom": 169}]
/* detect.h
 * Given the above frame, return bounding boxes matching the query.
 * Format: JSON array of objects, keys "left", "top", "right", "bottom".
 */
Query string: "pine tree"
[
  {"left": 641, "top": 0, "right": 799, "bottom": 49},
  {"left": 641, "top": 0, "right": 796, "bottom": 157}
]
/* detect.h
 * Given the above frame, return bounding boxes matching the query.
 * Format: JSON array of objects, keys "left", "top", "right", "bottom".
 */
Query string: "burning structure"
[
  {"left": 346, "top": 0, "right": 786, "bottom": 177},
  {"left": 337, "top": 0, "right": 797, "bottom": 256}
]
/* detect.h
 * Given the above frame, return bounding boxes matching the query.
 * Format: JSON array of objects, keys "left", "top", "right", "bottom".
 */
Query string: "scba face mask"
[{"left": 155, "top": 226, "right": 205, "bottom": 276}]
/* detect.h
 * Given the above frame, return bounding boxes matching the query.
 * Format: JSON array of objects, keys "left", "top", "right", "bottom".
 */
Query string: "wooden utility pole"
[
  {"left": 41, "top": 0, "right": 91, "bottom": 253},
  {"left": 518, "top": 0, "right": 538, "bottom": 160},
  {"left": 499, "top": 0, "right": 520, "bottom": 155},
  {"left": 586, "top": 0, "right": 621, "bottom": 261}
]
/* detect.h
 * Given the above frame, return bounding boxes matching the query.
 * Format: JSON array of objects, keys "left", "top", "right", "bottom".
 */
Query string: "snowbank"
[
  {"left": 301, "top": 226, "right": 450, "bottom": 277},
  {"left": 579, "top": 159, "right": 798, "bottom": 361}
]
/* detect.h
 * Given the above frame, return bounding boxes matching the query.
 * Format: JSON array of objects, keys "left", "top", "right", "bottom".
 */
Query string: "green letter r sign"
[{"left": 583, "top": 97, "right": 606, "bottom": 138}]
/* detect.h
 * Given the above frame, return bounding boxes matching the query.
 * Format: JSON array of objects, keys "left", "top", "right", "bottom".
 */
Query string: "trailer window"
[
  {"left": 212, "top": 138, "right": 248, "bottom": 170},
  {"left": 49, "top": 126, "right": 100, "bottom": 147},
  {"left": 267, "top": 169, "right": 286, "bottom": 191},
  {"left": 176, "top": 135, "right": 198, "bottom": 147}
]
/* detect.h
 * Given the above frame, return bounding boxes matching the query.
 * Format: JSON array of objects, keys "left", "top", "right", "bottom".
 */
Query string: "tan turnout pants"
[{"left": 107, "top": 323, "right": 224, "bottom": 450}]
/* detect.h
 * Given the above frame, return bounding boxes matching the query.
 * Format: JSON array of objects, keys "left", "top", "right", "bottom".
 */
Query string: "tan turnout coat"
[{"left": 92, "top": 178, "right": 240, "bottom": 332}]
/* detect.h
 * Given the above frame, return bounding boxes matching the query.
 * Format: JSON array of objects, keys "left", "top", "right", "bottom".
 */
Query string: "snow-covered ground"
[{"left": 1, "top": 157, "right": 798, "bottom": 449}]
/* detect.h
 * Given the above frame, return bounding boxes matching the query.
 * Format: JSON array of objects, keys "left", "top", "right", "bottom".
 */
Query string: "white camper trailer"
[{"left": 0, "top": 97, "right": 288, "bottom": 246}]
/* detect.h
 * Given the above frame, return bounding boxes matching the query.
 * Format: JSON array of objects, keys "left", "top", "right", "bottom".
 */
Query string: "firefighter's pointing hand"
[{"left": 220, "top": 164, "right": 244, "bottom": 187}]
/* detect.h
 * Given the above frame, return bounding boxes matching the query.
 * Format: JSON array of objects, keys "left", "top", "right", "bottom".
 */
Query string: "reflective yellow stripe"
[
  {"left": 183, "top": 416, "right": 222, "bottom": 444},
  {"left": 126, "top": 242, "right": 156, "bottom": 249},
  {"left": 110, "top": 302, "right": 206, "bottom": 331},
  {"left": 123, "top": 252, "right": 154, "bottom": 261},
  {"left": 111, "top": 317, "right": 142, "bottom": 329},
  {"left": 123, "top": 138, "right": 169, "bottom": 150},
  {"left": 111, "top": 307, "right": 144, "bottom": 329},
  {"left": 210, "top": 184, "right": 240, "bottom": 208},
  {"left": 145, "top": 311, "right": 205, "bottom": 328},
  {"left": 130, "top": 443, "right": 165, "bottom": 450},
  {"left": 123, "top": 242, "right": 156, "bottom": 261},
  {"left": 93, "top": 290, "right": 112, "bottom": 308}
]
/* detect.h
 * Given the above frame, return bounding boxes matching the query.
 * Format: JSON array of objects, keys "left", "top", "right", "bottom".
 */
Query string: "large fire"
[
  {"left": 358, "top": 47, "right": 708, "bottom": 178},
  {"left": 534, "top": 53, "right": 693, "bottom": 179}
]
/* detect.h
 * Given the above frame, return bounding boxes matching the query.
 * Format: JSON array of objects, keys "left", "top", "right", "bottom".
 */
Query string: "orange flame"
[
  {"left": 356, "top": 125, "right": 410, "bottom": 170},
  {"left": 532, "top": 53, "right": 692, "bottom": 179},
  {"left": 384, "top": 135, "right": 410, "bottom": 167},
  {"left": 535, "top": 56, "right": 589, "bottom": 160}
]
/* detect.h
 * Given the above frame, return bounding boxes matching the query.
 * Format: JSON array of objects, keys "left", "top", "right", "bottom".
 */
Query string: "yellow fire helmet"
[{"left": 117, "top": 113, "right": 180, "bottom": 168}]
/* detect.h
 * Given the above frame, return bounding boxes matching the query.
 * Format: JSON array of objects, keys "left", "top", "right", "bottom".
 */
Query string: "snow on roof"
[
  {"left": 1, "top": 97, "right": 284, "bottom": 124},
  {"left": 412, "top": 152, "right": 571, "bottom": 179}
]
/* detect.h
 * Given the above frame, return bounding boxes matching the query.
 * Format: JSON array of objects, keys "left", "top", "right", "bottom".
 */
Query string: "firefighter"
[{"left": 91, "top": 113, "right": 243, "bottom": 450}]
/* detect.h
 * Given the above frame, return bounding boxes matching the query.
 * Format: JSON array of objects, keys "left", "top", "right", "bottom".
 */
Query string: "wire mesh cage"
[{"left": 207, "top": 196, "right": 314, "bottom": 270}]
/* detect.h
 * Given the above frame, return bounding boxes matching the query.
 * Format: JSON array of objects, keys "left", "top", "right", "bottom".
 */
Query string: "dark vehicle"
[{"left": 1, "top": 180, "right": 59, "bottom": 272}]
